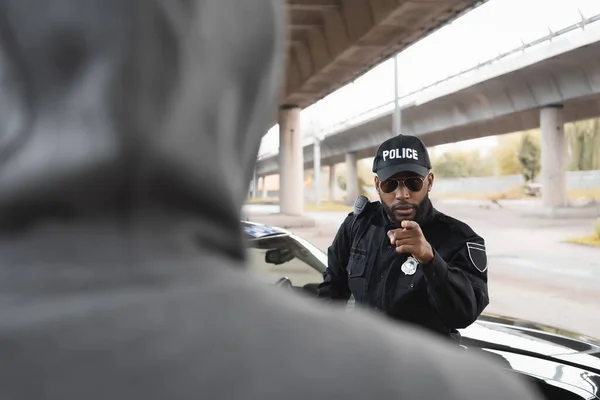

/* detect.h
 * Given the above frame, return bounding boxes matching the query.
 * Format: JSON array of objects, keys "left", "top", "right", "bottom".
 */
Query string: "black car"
[{"left": 242, "top": 221, "right": 600, "bottom": 400}]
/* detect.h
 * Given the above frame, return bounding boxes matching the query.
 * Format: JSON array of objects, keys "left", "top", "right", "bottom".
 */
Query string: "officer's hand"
[{"left": 387, "top": 221, "right": 434, "bottom": 264}]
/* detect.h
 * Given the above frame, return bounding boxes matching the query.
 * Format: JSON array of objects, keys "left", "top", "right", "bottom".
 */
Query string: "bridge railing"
[{"left": 314, "top": 12, "right": 600, "bottom": 141}]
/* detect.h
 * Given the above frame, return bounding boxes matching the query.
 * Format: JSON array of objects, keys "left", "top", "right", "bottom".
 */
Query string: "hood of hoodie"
[{"left": 0, "top": 0, "right": 285, "bottom": 270}]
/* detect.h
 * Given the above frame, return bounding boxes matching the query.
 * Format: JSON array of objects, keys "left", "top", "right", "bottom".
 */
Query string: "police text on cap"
[{"left": 382, "top": 148, "right": 418, "bottom": 161}]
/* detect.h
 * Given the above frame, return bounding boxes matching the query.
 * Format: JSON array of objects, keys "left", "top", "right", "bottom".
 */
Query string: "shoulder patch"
[{"left": 466, "top": 242, "right": 487, "bottom": 273}]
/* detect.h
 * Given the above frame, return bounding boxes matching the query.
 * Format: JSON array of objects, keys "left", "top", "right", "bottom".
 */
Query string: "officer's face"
[{"left": 375, "top": 172, "right": 434, "bottom": 224}]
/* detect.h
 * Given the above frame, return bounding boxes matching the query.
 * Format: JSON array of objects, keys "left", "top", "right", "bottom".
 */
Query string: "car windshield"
[{"left": 244, "top": 234, "right": 325, "bottom": 286}]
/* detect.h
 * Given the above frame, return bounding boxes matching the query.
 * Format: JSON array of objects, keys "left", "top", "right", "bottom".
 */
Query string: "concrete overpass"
[
  {"left": 273, "top": 0, "right": 483, "bottom": 215},
  {"left": 259, "top": 12, "right": 600, "bottom": 211},
  {"left": 282, "top": 0, "right": 483, "bottom": 108}
]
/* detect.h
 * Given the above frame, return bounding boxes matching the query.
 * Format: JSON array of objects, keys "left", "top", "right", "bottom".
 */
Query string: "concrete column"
[
  {"left": 261, "top": 176, "right": 268, "bottom": 198},
  {"left": 313, "top": 138, "right": 321, "bottom": 205},
  {"left": 329, "top": 164, "right": 336, "bottom": 201},
  {"left": 278, "top": 105, "right": 303, "bottom": 215},
  {"left": 250, "top": 167, "right": 257, "bottom": 198},
  {"left": 540, "top": 105, "right": 567, "bottom": 208},
  {"left": 345, "top": 152, "right": 358, "bottom": 205}
]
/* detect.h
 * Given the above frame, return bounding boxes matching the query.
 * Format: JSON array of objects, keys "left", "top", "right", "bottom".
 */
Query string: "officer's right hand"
[{"left": 387, "top": 221, "right": 434, "bottom": 264}]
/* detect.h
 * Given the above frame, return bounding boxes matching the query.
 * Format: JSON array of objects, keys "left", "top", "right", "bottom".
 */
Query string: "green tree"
[
  {"left": 462, "top": 150, "right": 495, "bottom": 177},
  {"left": 427, "top": 149, "right": 495, "bottom": 178},
  {"left": 337, "top": 160, "right": 369, "bottom": 198},
  {"left": 431, "top": 152, "right": 470, "bottom": 178},
  {"left": 337, "top": 174, "right": 368, "bottom": 197},
  {"left": 337, "top": 174, "right": 346, "bottom": 191},
  {"left": 517, "top": 130, "right": 541, "bottom": 183},
  {"left": 566, "top": 118, "right": 600, "bottom": 171},
  {"left": 493, "top": 133, "right": 522, "bottom": 176}
]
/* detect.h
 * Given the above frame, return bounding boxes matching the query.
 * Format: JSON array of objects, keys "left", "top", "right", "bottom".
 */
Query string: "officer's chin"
[{"left": 393, "top": 209, "right": 416, "bottom": 223}]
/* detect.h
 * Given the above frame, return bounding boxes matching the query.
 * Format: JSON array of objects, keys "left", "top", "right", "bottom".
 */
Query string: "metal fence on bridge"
[{"left": 311, "top": 11, "right": 600, "bottom": 144}]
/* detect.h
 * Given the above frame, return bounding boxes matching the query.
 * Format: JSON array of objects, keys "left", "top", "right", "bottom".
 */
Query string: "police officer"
[{"left": 317, "top": 134, "right": 489, "bottom": 340}]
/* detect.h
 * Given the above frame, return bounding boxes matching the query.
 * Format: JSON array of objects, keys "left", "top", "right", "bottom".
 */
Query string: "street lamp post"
[
  {"left": 313, "top": 136, "right": 321, "bottom": 206},
  {"left": 393, "top": 53, "right": 401, "bottom": 136}
]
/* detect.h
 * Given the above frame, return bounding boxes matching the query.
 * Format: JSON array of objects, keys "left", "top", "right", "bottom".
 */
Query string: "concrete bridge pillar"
[
  {"left": 261, "top": 176, "right": 268, "bottom": 198},
  {"left": 540, "top": 105, "right": 567, "bottom": 208},
  {"left": 345, "top": 152, "right": 358, "bottom": 205},
  {"left": 329, "top": 164, "right": 336, "bottom": 201},
  {"left": 278, "top": 105, "right": 303, "bottom": 215},
  {"left": 249, "top": 167, "right": 257, "bottom": 198}
]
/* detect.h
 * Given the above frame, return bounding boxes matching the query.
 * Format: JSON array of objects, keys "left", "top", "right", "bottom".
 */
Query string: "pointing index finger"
[
  {"left": 387, "top": 229, "right": 400, "bottom": 243},
  {"left": 401, "top": 220, "right": 419, "bottom": 230}
]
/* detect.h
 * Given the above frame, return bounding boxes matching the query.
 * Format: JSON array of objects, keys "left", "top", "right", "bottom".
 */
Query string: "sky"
[{"left": 258, "top": 0, "right": 600, "bottom": 157}]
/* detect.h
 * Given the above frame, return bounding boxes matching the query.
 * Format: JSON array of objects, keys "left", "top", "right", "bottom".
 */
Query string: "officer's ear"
[
  {"left": 427, "top": 172, "right": 435, "bottom": 192},
  {"left": 373, "top": 175, "right": 381, "bottom": 196},
  {"left": 374, "top": 176, "right": 381, "bottom": 195}
]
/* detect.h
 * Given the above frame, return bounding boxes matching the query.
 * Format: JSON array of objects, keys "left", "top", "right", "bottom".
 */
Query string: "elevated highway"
[{"left": 259, "top": 13, "right": 600, "bottom": 210}]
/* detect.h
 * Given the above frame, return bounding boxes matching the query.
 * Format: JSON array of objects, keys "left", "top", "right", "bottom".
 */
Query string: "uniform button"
[
  {"left": 380, "top": 274, "right": 384, "bottom": 279},
  {"left": 410, "top": 284, "right": 414, "bottom": 288}
]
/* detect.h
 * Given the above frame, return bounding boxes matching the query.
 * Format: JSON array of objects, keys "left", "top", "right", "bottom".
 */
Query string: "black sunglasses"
[{"left": 379, "top": 174, "right": 429, "bottom": 194}]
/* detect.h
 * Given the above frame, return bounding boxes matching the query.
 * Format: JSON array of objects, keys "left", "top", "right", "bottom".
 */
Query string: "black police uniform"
[
  {"left": 316, "top": 197, "right": 489, "bottom": 338},
  {"left": 316, "top": 135, "right": 489, "bottom": 339}
]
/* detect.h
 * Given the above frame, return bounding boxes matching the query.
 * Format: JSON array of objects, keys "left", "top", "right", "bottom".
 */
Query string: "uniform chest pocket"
[
  {"left": 347, "top": 247, "right": 367, "bottom": 277},
  {"left": 347, "top": 247, "right": 368, "bottom": 302}
]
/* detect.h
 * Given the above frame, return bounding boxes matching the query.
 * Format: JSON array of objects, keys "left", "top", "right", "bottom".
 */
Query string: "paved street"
[
  {"left": 433, "top": 200, "right": 600, "bottom": 339},
  {"left": 243, "top": 200, "right": 600, "bottom": 339}
]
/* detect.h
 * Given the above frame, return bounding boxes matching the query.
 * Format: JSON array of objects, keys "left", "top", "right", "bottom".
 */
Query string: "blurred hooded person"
[{"left": 0, "top": 0, "right": 542, "bottom": 399}]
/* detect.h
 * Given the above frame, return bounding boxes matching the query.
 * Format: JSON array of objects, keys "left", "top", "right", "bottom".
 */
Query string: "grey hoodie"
[{"left": 0, "top": 0, "right": 542, "bottom": 399}]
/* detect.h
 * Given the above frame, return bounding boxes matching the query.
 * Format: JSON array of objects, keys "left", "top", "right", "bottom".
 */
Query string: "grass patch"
[
  {"left": 246, "top": 197, "right": 279, "bottom": 205},
  {"left": 565, "top": 218, "right": 600, "bottom": 248},
  {"left": 431, "top": 186, "right": 528, "bottom": 201},
  {"left": 245, "top": 199, "right": 352, "bottom": 212},
  {"left": 430, "top": 192, "right": 494, "bottom": 200},
  {"left": 569, "top": 188, "right": 600, "bottom": 200},
  {"left": 304, "top": 201, "right": 352, "bottom": 213},
  {"left": 432, "top": 187, "right": 600, "bottom": 201},
  {"left": 488, "top": 186, "right": 527, "bottom": 201},
  {"left": 565, "top": 235, "right": 600, "bottom": 248}
]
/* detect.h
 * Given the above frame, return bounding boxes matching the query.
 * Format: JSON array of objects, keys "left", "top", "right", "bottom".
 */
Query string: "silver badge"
[{"left": 401, "top": 256, "right": 419, "bottom": 276}]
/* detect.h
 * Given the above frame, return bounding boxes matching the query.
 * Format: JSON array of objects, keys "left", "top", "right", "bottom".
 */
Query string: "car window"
[{"left": 245, "top": 234, "right": 324, "bottom": 287}]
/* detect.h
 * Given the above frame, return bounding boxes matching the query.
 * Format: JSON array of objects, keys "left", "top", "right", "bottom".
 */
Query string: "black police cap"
[{"left": 372, "top": 134, "right": 432, "bottom": 180}]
